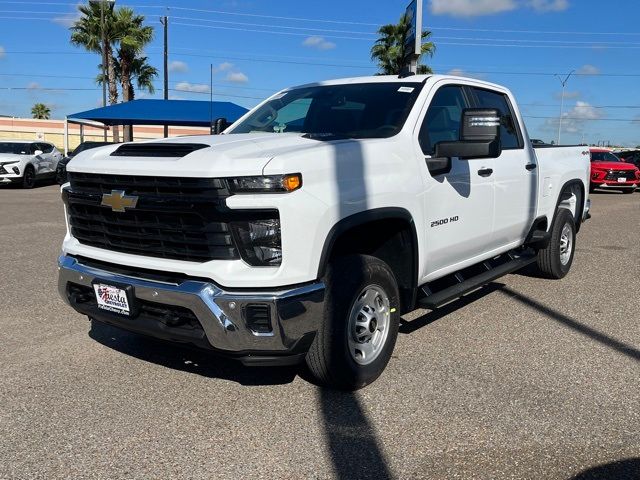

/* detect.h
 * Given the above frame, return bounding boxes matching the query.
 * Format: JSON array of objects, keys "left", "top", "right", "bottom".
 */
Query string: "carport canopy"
[{"left": 67, "top": 99, "right": 248, "bottom": 127}]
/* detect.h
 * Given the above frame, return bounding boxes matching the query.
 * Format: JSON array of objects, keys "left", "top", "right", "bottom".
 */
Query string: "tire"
[
  {"left": 588, "top": 183, "right": 596, "bottom": 193},
  {"left": 535, "top": 208, "right": 576, "bottom": 279},
  {"left": 22, "top": 165, "right": 36, "bottom": 189},
  {"left": 305, "top": 254, "right": 400, "bottom": 390},
  {"left": 622, "top": 188, "right": 635, "bottom": 194}
]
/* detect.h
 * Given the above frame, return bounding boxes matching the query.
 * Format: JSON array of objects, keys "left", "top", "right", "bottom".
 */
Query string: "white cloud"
[
  {"left": 175, "top": 82, "right": 210, "bottom": 93},
  {"left": 211, "top": 62, "right": 234, "bottom": 73},
  {"left": 447, "top": 68, "right": 486, "bottom": 79},
  {"left": 168, "top": 61, "right": 188, "bottom": 73},
  {"left": 576, "top": 64, "right": 600, "bottom": 75},
  {"left": 225, "top": 72, "right": 249, "bottom": 83},
  {"left": 554, "top": 90, "right": 580, "bottom": 100},
  {"left": 430, "top": 0, "right": 569, "bottom": 16},
  {"left": 0, "top": 46, "right": 5, "bottom": 59},
  {"left": 527, "top": 0, "right": 569, "bottom": 12},
  {"left": 430, "top": 0, "right": 516, "bottom": 17},
  {"left": 302, "top": 36, "right": 336, "bottom": 51},
  {"left": 52, "top": 3, "right": 82, "bottom": 27},
  {"left": 544, "top": 101, "right": 602, "bottom": 134}
]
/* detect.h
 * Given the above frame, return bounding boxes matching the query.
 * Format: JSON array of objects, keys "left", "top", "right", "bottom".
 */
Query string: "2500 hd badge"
[{"left": 431, "top": 216, "right": 459, "bottom": 228}]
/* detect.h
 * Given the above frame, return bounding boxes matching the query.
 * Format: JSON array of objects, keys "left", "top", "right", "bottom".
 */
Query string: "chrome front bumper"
[{"left": 58, "top": 255, "right": 324, "bottom": 362}]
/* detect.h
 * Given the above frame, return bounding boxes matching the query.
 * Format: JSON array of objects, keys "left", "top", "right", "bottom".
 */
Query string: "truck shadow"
[
  {"left": 569, "top": 457, "right": 640, "bottom": 480},
  {"left": 399, "top": 282, "right": 506, "bottom": 334},
  {"left": 88, "top": 320, "right": 298, "bottom": 386}
]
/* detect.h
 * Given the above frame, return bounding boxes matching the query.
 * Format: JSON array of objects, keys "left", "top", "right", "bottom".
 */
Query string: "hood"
[
  {"left": 67, "top": 133, "right": 342, "bottom": 177},
  {"left": 591, "top": 161, "right": 638, "bottom": 171},
  {"left": 0, "top": 153, "right": 31, "bottom": 164}
]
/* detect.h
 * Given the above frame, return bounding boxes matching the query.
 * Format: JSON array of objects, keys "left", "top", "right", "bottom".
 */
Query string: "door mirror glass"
[
  {"left": 34, "top": 150, "right": 43, "bottom": 156},
  {"left": 433, "top": 108, "right": 502, "bottom": 160},
  {"left": 460, "top": 108, "right": 501, "bottom": 142}
]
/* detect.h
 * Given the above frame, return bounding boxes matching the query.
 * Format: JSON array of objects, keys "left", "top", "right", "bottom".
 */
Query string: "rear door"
[
  {"left": 470, "top": 87, "right": 536, "bottom": 249},
  {"left": 416, "top": 83, "right": 496, "bottom": 277}
]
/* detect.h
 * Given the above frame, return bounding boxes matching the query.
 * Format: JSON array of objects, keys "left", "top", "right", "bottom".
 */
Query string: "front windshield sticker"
[{"left": 398, "top": 86, "right": 415, "bottom": 93}]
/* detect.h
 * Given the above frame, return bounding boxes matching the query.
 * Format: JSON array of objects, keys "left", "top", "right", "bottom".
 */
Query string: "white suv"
[{"left": 0, "top": 140, "right": 62, "bottom": 188}]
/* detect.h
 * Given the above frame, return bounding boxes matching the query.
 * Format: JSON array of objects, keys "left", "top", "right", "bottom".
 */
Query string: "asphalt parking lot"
[{"left": 0, "top": 184, "right": 638, "bottom": 480}]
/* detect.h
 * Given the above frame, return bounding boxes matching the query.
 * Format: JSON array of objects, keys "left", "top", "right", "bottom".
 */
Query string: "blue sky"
[{"left": 1, "top": 0, "right": 639, "bottom": 146}]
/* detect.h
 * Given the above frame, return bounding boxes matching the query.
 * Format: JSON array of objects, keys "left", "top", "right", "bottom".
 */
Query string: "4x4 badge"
[{"left": 101, "top": 190, "right": 139, "bottom": 212}]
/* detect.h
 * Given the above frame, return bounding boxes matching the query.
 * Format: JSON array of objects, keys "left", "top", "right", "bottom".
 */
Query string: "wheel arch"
[
  {"left": 317, "top": 207, "right": 419, "bottom": 313},
  {"left": 555, "top": 179, "right": 586, "bottom": 232}
]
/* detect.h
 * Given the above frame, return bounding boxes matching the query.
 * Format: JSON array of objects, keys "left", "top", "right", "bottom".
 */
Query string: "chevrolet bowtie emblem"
[{"left": 101, "top": 190, "right": 139, "bottom": 212}]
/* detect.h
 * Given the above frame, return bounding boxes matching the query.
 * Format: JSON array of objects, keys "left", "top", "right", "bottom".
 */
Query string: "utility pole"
[
  {"left": 555, "top": 70, "right": 575, "bottom": 146},
  {"left": 209, "top": 63, "right": 214, "bottom": 134},
  {"left": 161, "top": 15, "right": 169, "bottom": 138},
  {"left": 100, "top": 0, "right": 108, "bottom": 141}
]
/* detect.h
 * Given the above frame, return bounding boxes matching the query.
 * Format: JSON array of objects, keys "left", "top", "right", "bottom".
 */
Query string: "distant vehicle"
[
  {"left": 530, "top": 139, "right": 547, "bottom": 146},
  {"left": 589, "top": 148, "right": 640, "bottom": 194},
  {"left": 56, "top": 141, "right": 112, "bottom": 184},
  {"left": 0, "top": 140, "right": 62, "bottom": 188}
]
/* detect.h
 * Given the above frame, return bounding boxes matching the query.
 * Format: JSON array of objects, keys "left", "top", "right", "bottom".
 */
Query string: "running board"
[{"left": 418, "top": 251, "right": 537, "bottom": 310}]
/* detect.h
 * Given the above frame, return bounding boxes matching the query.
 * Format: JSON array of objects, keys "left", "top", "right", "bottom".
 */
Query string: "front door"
[{"left": 416, "top": 84, "right": 496, "bottom": 279}]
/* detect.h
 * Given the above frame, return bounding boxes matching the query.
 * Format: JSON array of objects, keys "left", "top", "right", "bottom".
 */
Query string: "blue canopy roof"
[{"left": 68, "top": 99, "right": 249, "bottom": 127}]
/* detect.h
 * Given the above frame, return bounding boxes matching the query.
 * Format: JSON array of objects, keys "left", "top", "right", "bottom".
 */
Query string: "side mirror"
[
  {"left": 434, "top": 108, "right": 502, "bottom": 160},
  {"left": 34, "top": 150, "right": 43, "bottom": 156},
  {"left": 211, "top": 117, "right": 230, "bottom": 135}
]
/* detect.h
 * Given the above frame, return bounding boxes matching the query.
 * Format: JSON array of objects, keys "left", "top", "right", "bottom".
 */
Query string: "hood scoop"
[{"left": 110, "top": 143, "right": 209, "bottom": 158}]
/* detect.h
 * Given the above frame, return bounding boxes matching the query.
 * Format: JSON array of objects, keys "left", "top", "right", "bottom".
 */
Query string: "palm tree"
[
  {"left": 128, "top": 56, "right": 158, "bottom": 100},
  {"left": 31, "top": 103, "right": 51, "bottom": 119},
  {"left": 371, "top": 14, "right": 435, "bottom": 75},
  {"left": 70, "top": 1, "right": 119, "bottom": 106}
]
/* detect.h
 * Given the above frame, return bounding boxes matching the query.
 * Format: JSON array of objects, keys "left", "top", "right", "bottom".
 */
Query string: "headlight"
[
  {"left": 228, "top": 174, "right": 301, "bottom": 193},
  {"left": 231, "top": 218, "right": 282, "bottom": 266}
]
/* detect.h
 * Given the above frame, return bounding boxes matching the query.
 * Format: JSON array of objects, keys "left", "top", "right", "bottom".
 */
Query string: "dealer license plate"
[
  {"left": 93, "top": 283, "right": 131, "bottom": 316},
  {"left": 618, "top": 177, "right": 627, "bottom": 183}
]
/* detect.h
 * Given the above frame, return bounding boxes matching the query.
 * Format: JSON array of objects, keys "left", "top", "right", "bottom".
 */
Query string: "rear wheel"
[
  {"left": 22, "top": 165, "right": 35, "bottom": 189},
  {"left": 305, "top": 254, "right": 400, "bottom": 390},
  {"left": 535, "top": 208, "right": 576, "bottom": 279}
]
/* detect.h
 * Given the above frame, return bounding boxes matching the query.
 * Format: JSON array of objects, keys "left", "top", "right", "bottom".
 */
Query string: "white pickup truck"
[{"left": 58, "top": 75, "right": 590, "bottom": 389}]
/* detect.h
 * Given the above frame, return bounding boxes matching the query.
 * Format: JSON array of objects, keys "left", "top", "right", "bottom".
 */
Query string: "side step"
[{"left": 418, "top": 250, "right": 537, "bottom": 310}]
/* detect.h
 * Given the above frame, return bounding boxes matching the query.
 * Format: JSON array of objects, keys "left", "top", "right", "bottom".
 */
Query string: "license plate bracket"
[{"left": 92, "top": 280, "right": 138, "bottom": 317}]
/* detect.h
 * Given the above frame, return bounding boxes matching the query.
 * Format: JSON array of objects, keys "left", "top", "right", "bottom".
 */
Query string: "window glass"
[
  {"left": 0, "top": 142, "right": 30, "bottom": 154},
  {"left": 472, "top": 88, "right": 522, "bottom": 149},
  {"left": 590, "top": 151, "right": 621, "bottom": 162},
  {"left": 39, "top": 143, "right": 53, "bottom": 153},
  {"left": 229, "top": 82, "right": 423, "bottom": 139},
  {"left": 419, "top": 86, "right": 467, "bottom": 155}
]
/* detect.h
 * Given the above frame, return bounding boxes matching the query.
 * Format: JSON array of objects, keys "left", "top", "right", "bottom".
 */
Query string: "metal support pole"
[
  {"left": 100, "top": 1, "right": 108, "bottom": 141},
  {"left": 555, "top": 70, "right": 575, "bottom": 146},
  {"left": 161, "top": 15, "right": 169, "bottom": 137}
]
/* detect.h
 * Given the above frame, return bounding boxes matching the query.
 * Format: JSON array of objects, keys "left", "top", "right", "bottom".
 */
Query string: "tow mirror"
[
  {"left": 211, "top": 117, "right": 230, "bottom": 135},
  {"left": 434, "top": 108, "right": 502, "bottom": 160}
]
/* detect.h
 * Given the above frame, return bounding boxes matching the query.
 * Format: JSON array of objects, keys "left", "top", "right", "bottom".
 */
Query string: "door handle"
[
  {"left": 477, "top": 168, "right": 493, "bottom": 177},
  {"left": 525, "top": 163, "right": 537, "bottom": 171}
]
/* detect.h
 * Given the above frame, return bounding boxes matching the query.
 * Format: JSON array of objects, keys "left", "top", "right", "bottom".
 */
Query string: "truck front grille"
[{"left": 64, "top": 172, "right": 277, "bottom": 263}]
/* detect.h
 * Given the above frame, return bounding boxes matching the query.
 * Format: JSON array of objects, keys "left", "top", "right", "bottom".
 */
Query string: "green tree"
[
  {"left": 371, "top": 14, "right": 435, "bottom": 75},
  {"left": 70, "top": 1, "right": 119, "bottom": 107},
  {"left": 31, "top": 103, "right": 51, "bottom": 119}
]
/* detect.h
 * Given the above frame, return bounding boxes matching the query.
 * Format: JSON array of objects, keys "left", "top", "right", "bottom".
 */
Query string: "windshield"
[
  {"left": 0, "top": 142, "right": 31, "bottom": 155},
  {"left": 70, "top": 141, "right": 111, "bottom": 157},
  {"left": 591, "top": 151, "right": 621, "bottom": 162},
  {"left": 229, "top": 82, "right": 424, "bottom": 139}
]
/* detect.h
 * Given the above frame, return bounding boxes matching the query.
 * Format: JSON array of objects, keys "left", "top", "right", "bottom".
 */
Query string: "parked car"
[
  {"left": 0, "top": 140, "right": 62, "bottom": 188},
  {"left": 589, "top": 148, "right": 640, "bottom": 194},
  {"left": 56, "top": 141, "right": 112, "bottom": 185},
  {"left": 58, "top": 74, "right": 591, "bottom": 389}
]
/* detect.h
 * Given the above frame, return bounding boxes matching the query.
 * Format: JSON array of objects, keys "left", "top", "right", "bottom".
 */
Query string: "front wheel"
[
  {"left": 22, "top": 166, "right": 36, "bottom": 189},
  {"left": 535, "top": 208, "right": 576, "bottom": 279},
  {"left": 305, "top": 254, "right": 400, "bottom": 390},
  {"left": 622, "top": 188, "right": 635, "bottom": 194}
]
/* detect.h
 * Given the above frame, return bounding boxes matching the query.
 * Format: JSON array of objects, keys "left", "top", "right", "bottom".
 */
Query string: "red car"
[{"left": 589, "top": 148, "right": 640, "bottom": 194}]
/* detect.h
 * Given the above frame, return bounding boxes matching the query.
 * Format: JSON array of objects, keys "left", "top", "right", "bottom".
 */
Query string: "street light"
[{"left": 554, "top": 70, "right": 575, "bottom": 146}]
